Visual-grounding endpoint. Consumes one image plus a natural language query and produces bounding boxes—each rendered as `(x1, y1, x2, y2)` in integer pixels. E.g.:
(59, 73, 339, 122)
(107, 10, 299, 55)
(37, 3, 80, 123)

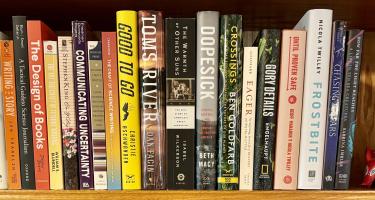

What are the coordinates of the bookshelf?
(0, 0, 375, 198)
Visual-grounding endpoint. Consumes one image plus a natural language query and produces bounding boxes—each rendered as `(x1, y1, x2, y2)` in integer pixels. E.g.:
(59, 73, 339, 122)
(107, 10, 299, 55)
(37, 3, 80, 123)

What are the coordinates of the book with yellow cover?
(116, 10, 141, 189)
(43, 41, 64, 189)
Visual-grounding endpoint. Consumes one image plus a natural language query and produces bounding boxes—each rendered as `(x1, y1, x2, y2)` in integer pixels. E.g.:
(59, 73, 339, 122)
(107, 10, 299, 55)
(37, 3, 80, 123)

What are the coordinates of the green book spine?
(217, 14, 243, 190)
(253, 29, 281, 190)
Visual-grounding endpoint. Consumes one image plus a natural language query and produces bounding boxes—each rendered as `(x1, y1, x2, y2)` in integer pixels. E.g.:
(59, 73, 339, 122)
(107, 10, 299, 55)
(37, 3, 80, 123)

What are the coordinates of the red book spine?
(27, 20, 56, 190)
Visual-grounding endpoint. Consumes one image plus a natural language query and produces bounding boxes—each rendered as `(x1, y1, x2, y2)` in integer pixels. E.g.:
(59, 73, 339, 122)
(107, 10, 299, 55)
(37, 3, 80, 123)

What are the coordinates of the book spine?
(165, 18, 196, 190)
(0, 40, 22, 189)
(72, 21, 94, 190)
(12, 16, 36, 189)
(102, 32, 122, 190)
(196, 11, 219, 190)
(295, 10, 333, 189)
(27, 21, 50, 190)
(217, 15, 243, 190)
(58, 36, 79, 190)
(274, 30, 306, 190)
(239, 47, 258, 190)
(138, 11, 166, 190)
(44, 41, 64, 189)
(322, 21, 347, 190)
(0, 41, 7, 189)
(335, 30, 364, 189)
(88, 41, 107, 190)
(116, 11, 142, 189)
(253, 29, 281, 190)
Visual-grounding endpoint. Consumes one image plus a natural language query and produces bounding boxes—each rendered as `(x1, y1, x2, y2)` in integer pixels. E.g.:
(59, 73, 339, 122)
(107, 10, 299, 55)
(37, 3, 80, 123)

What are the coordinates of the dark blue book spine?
(322, 21, 347, 190)
(72, 21, 94, 189)
(12, 16, 36, 189)
(335, 29, 364, 189)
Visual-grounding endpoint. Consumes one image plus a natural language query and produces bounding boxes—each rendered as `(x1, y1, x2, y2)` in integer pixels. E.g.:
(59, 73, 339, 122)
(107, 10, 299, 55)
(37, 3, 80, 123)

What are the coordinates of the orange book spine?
(0, 40, 21, 189)
(102, 32, 121, 190)
(27, 20, 56, 190)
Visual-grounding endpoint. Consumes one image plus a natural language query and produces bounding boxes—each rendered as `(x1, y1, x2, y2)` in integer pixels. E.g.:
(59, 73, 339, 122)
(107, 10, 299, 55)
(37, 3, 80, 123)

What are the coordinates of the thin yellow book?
(43, 41, 64, 189)
(116, 10, 141, 189)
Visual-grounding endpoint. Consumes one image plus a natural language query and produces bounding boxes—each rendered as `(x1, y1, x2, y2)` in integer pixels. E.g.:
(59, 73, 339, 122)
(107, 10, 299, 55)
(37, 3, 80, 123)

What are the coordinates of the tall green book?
(217, 14, 243, 190)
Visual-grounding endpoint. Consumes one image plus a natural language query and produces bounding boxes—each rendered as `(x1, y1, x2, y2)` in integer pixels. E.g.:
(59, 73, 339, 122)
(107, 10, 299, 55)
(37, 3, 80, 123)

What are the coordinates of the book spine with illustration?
(335, 29, 364, 190)
(0, 40, 22, 189)
(165, 17, 196, 190)
(44, 40, 64, 189)
(12, 16, 36, 189)
(322, 21, 347, 190)
(116, 10, 141, 189)
(196, 11, 219, 190)
(138, 10, 166, 190)
(253, 29, 281, 190)
(239, 46, 258, 190)
(102, 32, 122, 190)
(27, 20, 56, 190)
(58, 36, 79, 190)
(72, 21, 94, 189)
(294, 9, 333, 189)
(217, 14, 243, 190)
(88, 41, 107, 190)
(274, 30, 306, 190)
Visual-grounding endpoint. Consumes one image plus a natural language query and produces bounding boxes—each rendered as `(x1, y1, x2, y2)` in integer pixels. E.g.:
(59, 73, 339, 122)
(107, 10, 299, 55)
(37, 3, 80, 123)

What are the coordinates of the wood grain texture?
(0, 0, 374, 31)
(0, 190, 374, 200)
(350, 32, 375, 187)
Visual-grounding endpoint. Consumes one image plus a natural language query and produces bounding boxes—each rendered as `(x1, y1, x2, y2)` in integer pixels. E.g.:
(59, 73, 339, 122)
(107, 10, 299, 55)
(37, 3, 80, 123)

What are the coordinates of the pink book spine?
(274, 30, 306, 190)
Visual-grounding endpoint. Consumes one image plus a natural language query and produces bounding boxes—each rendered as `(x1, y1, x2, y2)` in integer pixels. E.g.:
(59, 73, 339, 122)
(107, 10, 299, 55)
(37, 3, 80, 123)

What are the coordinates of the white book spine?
(239, 47, 258, 190)
(294, 9, 333, 189)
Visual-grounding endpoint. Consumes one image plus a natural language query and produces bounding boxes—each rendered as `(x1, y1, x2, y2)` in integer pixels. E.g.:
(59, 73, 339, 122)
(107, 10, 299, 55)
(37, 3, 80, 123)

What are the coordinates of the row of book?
(0, 9, 363, 190)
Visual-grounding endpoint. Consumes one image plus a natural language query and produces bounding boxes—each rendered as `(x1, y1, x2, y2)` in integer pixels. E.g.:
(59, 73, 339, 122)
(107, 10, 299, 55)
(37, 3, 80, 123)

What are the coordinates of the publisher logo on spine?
(283, 175, 292, 184)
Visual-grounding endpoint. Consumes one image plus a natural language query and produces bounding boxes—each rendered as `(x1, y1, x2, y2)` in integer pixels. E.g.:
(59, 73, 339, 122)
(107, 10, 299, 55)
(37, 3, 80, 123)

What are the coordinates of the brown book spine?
(1, 40, 22, 189)
(138, 10, 166, 190)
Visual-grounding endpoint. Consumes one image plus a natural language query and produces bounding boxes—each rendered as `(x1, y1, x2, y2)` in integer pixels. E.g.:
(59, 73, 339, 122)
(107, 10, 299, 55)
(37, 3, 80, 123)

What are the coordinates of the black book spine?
(12, 16, 36, 189)
(72, 21, 94, 189)
(253, 29, 281, 190)
(335, 30, 364, 189)
(165, 18, 196, 189)
(217, 14, 243, 190)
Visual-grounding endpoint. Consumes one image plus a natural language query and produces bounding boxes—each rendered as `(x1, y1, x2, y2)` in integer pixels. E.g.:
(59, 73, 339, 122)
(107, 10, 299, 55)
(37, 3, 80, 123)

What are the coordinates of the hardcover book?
(335, 29, 364, 189)
(102, 32, 121, 190)
(274, 30, 306, 190)
(138, 10, 166, 190)
(72, 21, 94, 189)
(58, 36, 79, 190)
(88, 41, 107, 190)
(239, 46, 258, 190)
(217, 14, 243, 190)
(0, 35, 8, 189)
(12, 16, 36, 189)
(116, 10, 142, 189)
(322, 21, 347, 190)
(294, 9, 333, 189)
(196, 11, 219, 190)
(165, 17, 196, 190)
(27, 20, 56, 190)
(253, 29, 281, 190)
(0, 40, 22, 189)
(44, 40, 64, 189)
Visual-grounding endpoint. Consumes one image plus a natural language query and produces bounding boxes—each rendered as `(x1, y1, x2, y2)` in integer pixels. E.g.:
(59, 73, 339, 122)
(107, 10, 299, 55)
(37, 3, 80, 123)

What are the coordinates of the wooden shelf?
(0, 190, 374, 200)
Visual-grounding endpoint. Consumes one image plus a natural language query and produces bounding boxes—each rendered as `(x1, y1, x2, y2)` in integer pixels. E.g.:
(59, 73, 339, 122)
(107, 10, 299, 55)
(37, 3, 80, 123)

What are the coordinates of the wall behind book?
(351, 32, 375, 187)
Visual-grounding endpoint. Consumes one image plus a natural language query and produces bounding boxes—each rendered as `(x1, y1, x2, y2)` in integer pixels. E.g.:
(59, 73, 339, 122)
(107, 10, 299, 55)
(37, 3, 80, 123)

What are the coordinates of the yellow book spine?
(116, 10, 141, 189)
(43, 41, 64, 189)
